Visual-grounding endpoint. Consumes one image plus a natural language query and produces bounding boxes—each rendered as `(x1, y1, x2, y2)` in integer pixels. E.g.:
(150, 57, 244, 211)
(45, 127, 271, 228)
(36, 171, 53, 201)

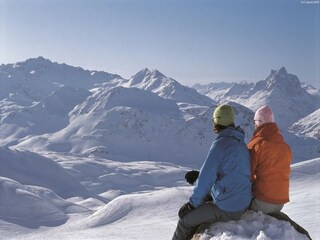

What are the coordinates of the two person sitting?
(172, 104, 292, 240)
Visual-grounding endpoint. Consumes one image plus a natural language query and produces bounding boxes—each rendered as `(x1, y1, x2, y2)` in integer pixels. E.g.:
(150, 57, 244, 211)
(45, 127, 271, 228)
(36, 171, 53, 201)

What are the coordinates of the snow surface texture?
(0, 147, 91, 198)
(0, 58, 319, 239)
(0, 151, 318, 239)
(195, 211, 309, 240)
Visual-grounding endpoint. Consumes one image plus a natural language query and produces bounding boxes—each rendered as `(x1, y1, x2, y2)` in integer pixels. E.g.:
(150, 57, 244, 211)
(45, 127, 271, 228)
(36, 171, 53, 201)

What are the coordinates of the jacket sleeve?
(189, 141, 220, 208)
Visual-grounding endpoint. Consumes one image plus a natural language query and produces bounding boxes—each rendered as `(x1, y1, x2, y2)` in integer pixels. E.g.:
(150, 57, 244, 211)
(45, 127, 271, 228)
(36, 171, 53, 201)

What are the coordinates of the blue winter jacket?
(189, 127, 252, 212)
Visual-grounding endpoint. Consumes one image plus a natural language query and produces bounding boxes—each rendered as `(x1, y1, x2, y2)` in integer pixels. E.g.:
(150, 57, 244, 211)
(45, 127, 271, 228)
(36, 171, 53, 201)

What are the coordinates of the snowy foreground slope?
(0, 149, 318, 239)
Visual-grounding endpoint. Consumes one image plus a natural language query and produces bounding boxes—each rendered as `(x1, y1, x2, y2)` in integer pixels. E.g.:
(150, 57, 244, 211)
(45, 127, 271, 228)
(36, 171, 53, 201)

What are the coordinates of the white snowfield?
(0, 58, 319, 239)
(0, 149, 318, 239)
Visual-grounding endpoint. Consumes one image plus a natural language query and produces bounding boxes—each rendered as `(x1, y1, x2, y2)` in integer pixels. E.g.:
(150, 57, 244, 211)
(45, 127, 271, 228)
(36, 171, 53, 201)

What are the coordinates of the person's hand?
(185, 170, 199, 185)
(178, 202, 195, 219)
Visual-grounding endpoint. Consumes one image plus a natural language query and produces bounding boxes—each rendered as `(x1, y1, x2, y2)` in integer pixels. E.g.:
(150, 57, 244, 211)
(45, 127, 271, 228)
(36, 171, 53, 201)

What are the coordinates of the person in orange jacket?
(248, 105, 292, 213)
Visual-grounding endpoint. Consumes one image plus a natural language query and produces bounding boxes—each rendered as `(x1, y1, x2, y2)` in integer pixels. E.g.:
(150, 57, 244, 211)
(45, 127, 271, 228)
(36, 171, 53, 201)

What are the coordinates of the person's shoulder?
(209, 136, 228, 153)
(214, 134, 231, 145)
(248, 136, 265, 150)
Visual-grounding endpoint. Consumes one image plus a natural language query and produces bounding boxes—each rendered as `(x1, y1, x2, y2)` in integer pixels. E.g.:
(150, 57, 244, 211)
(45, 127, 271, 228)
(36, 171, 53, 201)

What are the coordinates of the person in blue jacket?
(172, 104, 252, 240)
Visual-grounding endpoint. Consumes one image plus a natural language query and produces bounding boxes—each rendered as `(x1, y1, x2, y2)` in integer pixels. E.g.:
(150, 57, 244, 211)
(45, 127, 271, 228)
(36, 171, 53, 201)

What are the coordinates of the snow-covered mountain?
(0, 57, 252, 165)
(289, 107, 320, 140)
(301, 82, 320, 97)
(0, 86, 91, 146)
(0, 57, 122, 112)
(14, 86, 253, 166)
(122, 68, 215, 106)
(1, 59, 319, 164)
(0, 57, 122, 91)
(194, 67, 320, 129)
(193, 82, 235, 92)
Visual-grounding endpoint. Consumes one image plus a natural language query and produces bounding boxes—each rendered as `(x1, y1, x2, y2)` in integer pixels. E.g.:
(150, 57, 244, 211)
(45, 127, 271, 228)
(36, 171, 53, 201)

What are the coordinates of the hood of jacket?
(252, 122, 284, 143)
(217, 126, 245, 142)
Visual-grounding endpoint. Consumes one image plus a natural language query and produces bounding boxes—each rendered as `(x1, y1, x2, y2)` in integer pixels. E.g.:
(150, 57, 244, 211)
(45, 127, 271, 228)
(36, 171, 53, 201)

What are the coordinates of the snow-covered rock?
(191, 211, 309, 240)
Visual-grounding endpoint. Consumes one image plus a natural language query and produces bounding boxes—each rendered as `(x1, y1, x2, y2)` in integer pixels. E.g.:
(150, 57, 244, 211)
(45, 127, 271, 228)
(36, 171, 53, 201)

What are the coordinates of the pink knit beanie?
(254, 105, 274, 127)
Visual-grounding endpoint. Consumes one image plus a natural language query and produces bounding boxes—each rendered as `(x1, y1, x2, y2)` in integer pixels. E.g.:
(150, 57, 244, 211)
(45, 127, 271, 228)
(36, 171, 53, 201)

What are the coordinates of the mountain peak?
(129, 68, 152, 85)
(138, 67, 152, 75)
(129, 68, 167, 86)
(150, 69, 166, 79)
(269, 66, 288, 78)
(23, 56, 53, 66)
(278, 66, 287, 75)
(266, 67, 301, 89)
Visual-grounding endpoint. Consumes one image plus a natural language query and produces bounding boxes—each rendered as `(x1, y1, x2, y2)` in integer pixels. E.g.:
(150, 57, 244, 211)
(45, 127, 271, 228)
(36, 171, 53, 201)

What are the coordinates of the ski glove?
(185, 170, 199, 185)
(178, 202, 195, 219)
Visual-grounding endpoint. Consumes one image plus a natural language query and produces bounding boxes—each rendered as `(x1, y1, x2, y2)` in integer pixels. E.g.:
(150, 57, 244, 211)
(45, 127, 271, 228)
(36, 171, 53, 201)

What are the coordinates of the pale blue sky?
(0, 0, 319, 87)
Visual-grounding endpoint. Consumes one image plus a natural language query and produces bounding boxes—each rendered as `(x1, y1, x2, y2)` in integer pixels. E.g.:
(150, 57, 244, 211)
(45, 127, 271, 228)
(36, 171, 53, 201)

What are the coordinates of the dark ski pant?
(172, 202, 246, 240)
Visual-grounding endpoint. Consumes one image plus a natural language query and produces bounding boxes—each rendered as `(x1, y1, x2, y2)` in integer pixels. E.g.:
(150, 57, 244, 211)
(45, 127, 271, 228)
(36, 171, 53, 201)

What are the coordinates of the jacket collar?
(252, 122, 284, 142)
(217, 126, 245, 142)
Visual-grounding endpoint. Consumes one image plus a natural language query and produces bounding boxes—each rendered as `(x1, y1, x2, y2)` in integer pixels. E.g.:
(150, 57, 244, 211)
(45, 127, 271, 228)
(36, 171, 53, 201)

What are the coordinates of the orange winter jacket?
(248, 123, 292, 204)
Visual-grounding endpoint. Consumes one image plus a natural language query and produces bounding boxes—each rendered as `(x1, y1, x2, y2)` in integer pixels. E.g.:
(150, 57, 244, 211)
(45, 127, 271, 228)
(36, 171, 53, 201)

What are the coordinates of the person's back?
(248, 105, 292, 213)
(172, 104, 251, 240)
(193, 126, 252, 212)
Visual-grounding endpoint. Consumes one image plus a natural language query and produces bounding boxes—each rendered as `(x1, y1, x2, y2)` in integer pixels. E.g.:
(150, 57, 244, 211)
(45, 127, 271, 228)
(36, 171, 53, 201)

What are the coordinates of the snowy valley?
(0, 57, 319, 239)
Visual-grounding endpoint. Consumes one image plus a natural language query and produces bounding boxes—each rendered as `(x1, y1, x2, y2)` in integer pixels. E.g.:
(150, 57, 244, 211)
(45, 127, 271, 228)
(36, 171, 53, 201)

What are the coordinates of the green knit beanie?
(213, 104, 235, 126)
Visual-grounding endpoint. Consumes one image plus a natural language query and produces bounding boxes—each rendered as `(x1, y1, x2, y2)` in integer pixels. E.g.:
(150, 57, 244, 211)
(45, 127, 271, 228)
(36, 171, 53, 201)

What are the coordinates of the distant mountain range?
(0, 58, 319, 164)
(193, 67, 320, 129)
